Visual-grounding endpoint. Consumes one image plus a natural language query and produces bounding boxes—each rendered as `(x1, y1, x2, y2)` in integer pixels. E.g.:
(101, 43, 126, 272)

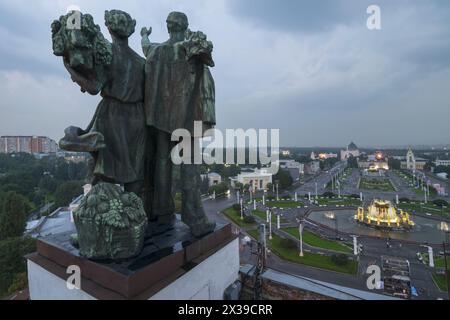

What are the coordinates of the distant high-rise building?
(0, 136, 58, 154)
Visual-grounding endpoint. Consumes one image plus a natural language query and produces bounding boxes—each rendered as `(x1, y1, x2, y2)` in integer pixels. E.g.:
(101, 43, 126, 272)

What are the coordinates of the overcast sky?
(0, 0, 449, 147)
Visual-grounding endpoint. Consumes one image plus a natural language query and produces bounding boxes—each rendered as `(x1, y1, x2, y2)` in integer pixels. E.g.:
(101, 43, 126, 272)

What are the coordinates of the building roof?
(206, 172, 221, 178)
(348, 142, 358, 151)
(240, 265, 401, 300)
(238, 169, 272, 178)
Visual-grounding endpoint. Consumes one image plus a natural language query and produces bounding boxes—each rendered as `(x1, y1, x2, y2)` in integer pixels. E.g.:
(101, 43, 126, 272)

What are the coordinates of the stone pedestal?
(26, 220, 239, 300)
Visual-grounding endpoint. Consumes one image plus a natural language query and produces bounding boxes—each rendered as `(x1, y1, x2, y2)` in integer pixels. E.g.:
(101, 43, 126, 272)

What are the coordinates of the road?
(202, 168, 449, 300)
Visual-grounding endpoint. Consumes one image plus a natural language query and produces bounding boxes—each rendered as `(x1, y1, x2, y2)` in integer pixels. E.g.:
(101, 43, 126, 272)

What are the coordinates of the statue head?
(104, 10, 136, 39)
(166, 12, 189, 34)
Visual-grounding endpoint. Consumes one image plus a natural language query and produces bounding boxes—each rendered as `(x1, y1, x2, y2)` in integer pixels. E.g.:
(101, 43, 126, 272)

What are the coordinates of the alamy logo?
(171, 121, 280, 174)
(66, 5, 81, 30)
(366, 265, 381, 290)
(367, 5, 381, 30)
(66, 265, 81, 290)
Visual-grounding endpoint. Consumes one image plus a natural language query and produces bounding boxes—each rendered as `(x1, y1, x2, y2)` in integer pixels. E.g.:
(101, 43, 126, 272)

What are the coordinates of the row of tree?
(0, 191, 36, 297)
(0, 153, 88, 298)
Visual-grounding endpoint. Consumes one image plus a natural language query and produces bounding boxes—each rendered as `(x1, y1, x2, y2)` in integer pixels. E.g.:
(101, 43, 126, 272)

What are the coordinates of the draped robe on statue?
(142, 38, 216, 229)
(143, 41, 216, 136)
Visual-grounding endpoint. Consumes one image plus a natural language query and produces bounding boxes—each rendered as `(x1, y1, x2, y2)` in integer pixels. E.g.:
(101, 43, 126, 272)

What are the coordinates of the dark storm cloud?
(227, 0, 450, 34)
(0, 0, 450, 146)
(227, 0, 361, 32)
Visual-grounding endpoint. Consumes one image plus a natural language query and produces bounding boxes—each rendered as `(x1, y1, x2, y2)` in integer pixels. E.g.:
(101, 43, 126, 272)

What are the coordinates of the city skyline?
(0, 0, 450, 147)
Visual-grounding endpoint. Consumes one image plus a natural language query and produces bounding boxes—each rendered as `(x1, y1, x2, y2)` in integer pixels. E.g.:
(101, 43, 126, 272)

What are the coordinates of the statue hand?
(141, 27, 152, 37)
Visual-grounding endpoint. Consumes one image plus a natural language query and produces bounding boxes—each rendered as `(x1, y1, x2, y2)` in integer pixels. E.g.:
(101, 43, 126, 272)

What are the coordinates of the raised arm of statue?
(141, 26, 155, 57)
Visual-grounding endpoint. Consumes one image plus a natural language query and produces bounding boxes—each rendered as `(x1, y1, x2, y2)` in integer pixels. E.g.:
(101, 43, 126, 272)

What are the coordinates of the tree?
(0, 192, 29, 241)
(388, 158, 401, 170)
(433, 199, 448, 208)
(38, 175, 57, 193)
(322, 192, 336, 198)
(0, 236, 36, 298)
(209, 182, 229, 196)
(200, 176, 209, 194)
(274, 169, 293, 189)
(234, 182, 243, 191)
(54, 181, 83, 208)
(347, 156, 358, 168)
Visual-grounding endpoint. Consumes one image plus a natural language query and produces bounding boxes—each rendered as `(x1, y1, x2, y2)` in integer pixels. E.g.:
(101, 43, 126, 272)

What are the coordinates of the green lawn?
(435, 256, 450, 269)
(282, 228, 352, 253)
(316, 197, 361, 207)
(394, 170, 438, 196)
(398, 202, 450, 216)
(222, 207, 255, 228)
(266, 201, 304, 208)
(432, 273, 449, 292)
(359, 178, 395, 192)
(247, 230, 357, 275)
(326, 169, 353, 190)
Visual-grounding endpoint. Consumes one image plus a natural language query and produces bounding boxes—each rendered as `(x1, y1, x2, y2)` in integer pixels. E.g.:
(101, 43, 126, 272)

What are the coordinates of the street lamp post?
(299, 220, 304, 257)
(334, 216, 339, 239)
(337, 180, 341, 198)
(269, 210, 273, 240)
(240, 198, 244, 220)
(424, 187, 428, 204)
(331, 174, 334, 190)
(315, 181, 318, 199)
(276, 183, 279, 201)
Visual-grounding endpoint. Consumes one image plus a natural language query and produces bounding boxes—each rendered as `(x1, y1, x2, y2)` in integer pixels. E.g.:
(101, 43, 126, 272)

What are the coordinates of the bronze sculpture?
(51, 9, 217, 260)
(141, 12, 216, 237)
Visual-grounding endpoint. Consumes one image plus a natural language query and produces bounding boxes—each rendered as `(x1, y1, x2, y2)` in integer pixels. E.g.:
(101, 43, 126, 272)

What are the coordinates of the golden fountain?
(355, 199, 414, 230)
